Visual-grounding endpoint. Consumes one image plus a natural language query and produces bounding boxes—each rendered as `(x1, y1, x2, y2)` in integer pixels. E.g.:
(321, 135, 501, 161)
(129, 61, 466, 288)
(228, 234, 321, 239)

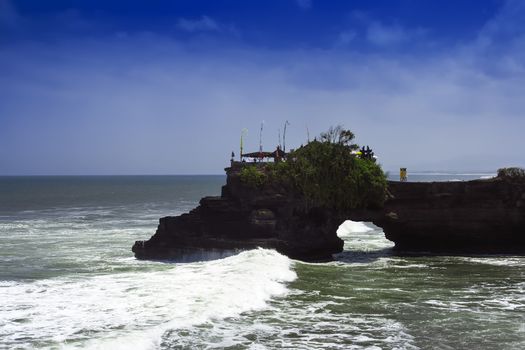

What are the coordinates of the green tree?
(319, 124, 359, 150)
(239, 126, 388, 212)
(286, 139, 386, 211)
(266, 126, 387, 211)
(239, 165, 267, 187)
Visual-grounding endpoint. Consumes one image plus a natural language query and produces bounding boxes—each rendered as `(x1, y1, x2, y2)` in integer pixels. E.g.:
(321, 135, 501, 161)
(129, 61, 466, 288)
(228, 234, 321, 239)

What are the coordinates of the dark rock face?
(378, 179, 525, 253)
(133, 163, 344, 261)
(133, 164, 525, 261)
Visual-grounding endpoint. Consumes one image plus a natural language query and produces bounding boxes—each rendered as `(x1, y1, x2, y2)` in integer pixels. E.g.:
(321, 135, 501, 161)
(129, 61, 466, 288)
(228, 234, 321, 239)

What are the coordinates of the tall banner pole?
(240, 128, 247, 161)
(306, 124, 310, 143)
(259, 122, 263, 153)
(283, 120, 290, 152)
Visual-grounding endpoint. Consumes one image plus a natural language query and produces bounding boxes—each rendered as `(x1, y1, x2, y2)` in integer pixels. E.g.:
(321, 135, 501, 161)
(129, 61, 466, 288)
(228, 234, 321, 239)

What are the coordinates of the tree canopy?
(239, 126, 387, 212)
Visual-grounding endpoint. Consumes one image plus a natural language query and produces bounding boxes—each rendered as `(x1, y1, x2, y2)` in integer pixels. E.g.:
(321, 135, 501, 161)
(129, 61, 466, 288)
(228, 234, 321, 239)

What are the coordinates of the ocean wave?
(334, 220, 394, 259)
(0, 249, 296, 349)
(337, 220, 374, 238)
(464, 257, 525, 267)
(165, 296, 419, 350)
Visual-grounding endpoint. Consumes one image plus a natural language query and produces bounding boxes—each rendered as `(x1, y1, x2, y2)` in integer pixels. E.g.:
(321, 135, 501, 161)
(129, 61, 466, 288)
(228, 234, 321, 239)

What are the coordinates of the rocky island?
(133, 129, 525, 261)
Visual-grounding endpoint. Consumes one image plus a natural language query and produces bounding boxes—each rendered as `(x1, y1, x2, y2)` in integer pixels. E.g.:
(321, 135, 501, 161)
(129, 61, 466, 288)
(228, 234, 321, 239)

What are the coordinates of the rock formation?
(132, 163, 525, 261)
(379, 178, 525, 253)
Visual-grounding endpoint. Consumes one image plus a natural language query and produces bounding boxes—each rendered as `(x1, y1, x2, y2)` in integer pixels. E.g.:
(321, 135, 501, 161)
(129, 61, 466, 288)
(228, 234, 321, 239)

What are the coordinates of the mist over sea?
(1, 174, 524, 349)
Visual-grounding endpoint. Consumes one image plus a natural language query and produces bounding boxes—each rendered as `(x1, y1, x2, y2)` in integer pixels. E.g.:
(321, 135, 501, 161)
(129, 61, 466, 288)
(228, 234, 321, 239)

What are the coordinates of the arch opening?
(335, 220, 394, 262)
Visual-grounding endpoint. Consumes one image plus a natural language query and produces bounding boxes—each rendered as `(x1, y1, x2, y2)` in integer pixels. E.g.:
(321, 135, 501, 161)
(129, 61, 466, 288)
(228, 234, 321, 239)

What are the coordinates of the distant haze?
(1, 0, 525, 175)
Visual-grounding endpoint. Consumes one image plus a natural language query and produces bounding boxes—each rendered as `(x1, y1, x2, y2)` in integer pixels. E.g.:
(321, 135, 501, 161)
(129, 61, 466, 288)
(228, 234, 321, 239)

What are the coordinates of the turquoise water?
(1, 175, 524, 349)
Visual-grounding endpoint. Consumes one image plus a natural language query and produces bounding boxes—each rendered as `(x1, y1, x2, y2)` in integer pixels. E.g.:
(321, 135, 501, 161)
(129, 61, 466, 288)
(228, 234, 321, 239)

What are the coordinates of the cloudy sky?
(1, 0, 524, 174)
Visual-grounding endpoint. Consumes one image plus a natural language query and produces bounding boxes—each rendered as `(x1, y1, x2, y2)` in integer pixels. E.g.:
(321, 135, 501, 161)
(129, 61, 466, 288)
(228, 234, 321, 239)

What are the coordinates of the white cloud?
(3, 34, 525, 174)
(479, 0, 525, 39)
(366, 21, 410, 46)
(2, 1, 525, 174)
(0, 0, 20, 28)
(296, 0, 312, 10)
(466, 0, 525, 76)
(336, 30, 356, 47)
(177, 15, 219, 32)
(345, 12, 427, 48)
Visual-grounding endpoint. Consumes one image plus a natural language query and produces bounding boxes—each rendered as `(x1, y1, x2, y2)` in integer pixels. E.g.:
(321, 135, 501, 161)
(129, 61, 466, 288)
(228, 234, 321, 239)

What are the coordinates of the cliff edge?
(133, 164, 525, 261)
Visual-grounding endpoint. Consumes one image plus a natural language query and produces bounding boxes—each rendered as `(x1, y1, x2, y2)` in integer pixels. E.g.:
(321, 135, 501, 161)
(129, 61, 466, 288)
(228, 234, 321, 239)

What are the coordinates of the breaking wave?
(0, 249, 296, 349)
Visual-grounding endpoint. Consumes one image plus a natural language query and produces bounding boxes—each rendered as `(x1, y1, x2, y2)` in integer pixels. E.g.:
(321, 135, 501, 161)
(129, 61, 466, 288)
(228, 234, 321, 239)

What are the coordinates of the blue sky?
(1, 0, 524, 174)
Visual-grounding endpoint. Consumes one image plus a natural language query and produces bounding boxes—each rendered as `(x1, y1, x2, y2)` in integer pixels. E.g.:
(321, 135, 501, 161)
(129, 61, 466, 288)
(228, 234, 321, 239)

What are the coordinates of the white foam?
(464, 257, 525, 267)
(0, 249, 296, 349)
(333, 220, 395, 259)
(337, 220, 374, 238)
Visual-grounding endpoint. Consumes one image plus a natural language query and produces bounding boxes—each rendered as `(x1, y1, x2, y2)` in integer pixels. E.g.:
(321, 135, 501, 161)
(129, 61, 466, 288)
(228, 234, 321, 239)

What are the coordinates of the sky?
(1, 0, 525, 175)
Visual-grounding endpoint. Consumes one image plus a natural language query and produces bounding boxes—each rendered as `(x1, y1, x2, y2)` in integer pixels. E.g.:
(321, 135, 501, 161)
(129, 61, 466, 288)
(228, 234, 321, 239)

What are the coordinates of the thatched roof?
(242, 148, 287, 159)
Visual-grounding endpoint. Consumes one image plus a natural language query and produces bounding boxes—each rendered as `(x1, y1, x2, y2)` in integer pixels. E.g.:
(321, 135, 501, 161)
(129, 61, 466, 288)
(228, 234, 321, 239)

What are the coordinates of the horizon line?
(0, 170, 499, 177)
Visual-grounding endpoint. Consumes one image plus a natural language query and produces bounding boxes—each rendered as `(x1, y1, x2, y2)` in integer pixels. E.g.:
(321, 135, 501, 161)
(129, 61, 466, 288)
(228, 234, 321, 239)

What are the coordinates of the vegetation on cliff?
(239, 126, 387, 211)
(497, 167, 525, 180)
(239, 165, 267, 187)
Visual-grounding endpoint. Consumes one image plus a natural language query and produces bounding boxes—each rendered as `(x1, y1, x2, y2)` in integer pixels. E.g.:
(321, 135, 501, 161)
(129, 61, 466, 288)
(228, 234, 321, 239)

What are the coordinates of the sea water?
(1, 174, 524, 349)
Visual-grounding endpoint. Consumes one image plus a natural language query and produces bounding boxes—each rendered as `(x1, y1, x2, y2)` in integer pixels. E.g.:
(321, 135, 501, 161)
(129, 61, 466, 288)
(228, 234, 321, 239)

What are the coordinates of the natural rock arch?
(133, 165, 525, 261)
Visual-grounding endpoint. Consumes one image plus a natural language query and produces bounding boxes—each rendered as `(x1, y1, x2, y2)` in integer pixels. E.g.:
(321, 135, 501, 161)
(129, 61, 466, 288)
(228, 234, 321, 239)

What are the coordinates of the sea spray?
(2, 176, 524, 350)
(0, 249, 296, 349)
(336, 220, 394, 256)
(336, 220, 374, 238)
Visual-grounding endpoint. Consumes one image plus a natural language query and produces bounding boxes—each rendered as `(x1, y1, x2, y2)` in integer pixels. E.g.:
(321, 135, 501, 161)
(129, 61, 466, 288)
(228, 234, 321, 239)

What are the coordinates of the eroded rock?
(133, 164, 525, 261)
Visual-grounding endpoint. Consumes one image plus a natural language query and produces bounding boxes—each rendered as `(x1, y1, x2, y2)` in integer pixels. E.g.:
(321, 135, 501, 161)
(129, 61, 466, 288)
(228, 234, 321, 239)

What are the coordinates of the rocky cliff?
(378, 178, 525, 253)
(132, 163, 525, 261)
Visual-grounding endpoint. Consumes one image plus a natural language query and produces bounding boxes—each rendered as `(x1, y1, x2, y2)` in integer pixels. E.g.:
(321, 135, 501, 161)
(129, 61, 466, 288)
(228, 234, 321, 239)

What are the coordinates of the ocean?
(1, 174, 524, 349)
